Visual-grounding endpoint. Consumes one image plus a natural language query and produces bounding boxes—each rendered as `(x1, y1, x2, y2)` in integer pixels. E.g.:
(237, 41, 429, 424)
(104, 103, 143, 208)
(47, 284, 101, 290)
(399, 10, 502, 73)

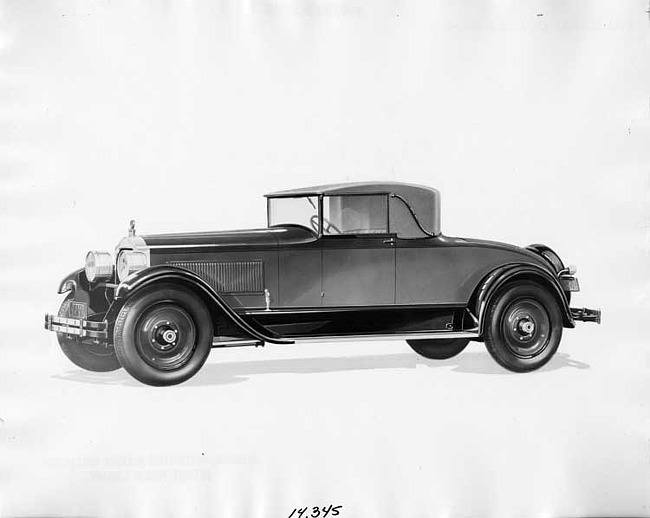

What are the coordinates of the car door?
(320, 194, 396, 306)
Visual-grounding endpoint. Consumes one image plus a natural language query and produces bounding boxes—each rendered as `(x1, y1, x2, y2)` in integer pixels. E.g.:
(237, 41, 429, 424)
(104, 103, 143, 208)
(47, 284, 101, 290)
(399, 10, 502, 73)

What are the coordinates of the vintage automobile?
(45, 182, 600, 385)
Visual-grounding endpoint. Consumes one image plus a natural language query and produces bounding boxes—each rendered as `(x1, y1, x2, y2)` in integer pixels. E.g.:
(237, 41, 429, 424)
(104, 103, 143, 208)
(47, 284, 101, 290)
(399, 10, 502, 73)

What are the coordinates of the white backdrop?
(1, 1, 648, 517)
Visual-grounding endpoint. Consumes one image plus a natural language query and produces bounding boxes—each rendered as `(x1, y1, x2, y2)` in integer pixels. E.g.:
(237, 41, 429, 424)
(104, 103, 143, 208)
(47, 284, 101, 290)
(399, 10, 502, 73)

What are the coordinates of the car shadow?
(51, 349, 590, 388)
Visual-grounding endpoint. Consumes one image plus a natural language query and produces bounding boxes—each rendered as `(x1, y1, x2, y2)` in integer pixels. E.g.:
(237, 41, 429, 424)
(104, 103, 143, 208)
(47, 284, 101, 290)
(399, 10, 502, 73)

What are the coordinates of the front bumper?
(44, 314, 108, 340)
(570, 307, 601, 324)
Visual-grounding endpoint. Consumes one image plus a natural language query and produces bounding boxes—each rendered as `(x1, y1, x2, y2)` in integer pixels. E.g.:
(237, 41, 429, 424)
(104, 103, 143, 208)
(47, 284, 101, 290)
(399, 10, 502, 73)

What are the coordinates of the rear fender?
(111, 265, 293, 345)
(474, 263, 575, 337)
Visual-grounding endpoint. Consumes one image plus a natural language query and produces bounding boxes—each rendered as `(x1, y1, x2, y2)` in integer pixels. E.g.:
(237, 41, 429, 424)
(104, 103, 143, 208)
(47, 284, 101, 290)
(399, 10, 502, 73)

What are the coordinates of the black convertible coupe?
(45, 182, 600, 385)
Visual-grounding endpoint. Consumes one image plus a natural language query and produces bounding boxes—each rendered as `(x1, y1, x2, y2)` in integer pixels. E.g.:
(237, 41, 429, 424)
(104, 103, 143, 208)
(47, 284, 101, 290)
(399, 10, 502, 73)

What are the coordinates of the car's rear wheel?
(56, 297, 121, 372)
(484, 281, 562, 372)
(114, 284, 213, 386)
(407, 338, 469, 360)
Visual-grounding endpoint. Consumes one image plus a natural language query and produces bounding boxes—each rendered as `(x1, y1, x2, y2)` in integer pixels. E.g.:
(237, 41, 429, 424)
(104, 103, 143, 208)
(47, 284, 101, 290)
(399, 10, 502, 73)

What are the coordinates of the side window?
(389, 196, 428, 238)
(323, 195, 388, 235)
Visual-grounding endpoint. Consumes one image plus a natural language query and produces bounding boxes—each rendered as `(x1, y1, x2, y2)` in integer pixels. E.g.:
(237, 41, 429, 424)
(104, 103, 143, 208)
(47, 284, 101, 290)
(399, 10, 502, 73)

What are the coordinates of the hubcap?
(150, 321, 179, 351)
(502, 298, 550, 358)
(516, 319, 535, 335)
(135, 303, 197, 370)
(162, 329, 177, 344)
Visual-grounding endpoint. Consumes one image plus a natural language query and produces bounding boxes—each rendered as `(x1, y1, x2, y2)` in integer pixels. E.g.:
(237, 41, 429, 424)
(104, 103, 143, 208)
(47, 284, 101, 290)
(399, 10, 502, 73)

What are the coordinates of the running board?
(212, 330, 479, 347)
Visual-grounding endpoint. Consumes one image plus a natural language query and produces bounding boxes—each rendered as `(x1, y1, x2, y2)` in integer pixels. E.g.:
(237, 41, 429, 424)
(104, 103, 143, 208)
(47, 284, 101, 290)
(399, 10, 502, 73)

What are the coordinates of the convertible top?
(265, 181, 441, 236)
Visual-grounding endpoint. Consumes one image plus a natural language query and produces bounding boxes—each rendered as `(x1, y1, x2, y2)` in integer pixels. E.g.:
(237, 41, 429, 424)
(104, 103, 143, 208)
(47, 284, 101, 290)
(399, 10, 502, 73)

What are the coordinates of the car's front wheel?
(407, 338, 469, 360)
(484, 281, 563, 372)
(56, 297, 121, 372)
(114, 284, 213, 386)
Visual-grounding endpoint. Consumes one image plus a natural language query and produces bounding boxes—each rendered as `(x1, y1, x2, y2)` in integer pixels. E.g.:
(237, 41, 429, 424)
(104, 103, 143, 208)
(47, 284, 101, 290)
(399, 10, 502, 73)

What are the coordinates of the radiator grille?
(69, 302, 88, 319)
(168, 261, 264, 294)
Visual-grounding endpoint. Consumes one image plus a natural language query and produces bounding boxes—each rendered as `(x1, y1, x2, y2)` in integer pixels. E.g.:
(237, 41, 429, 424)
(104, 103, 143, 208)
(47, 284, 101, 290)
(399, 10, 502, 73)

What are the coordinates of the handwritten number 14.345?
(287, 505, 342, 518)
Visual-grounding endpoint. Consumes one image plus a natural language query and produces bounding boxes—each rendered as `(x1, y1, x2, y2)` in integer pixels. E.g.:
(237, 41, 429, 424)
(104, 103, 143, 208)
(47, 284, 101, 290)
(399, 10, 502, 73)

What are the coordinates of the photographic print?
(0, 1, 648, 517)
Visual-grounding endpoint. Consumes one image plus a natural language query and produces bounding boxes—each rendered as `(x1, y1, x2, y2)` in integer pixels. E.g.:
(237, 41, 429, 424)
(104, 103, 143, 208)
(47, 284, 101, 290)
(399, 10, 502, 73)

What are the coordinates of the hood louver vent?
(168, 261, 264, 294)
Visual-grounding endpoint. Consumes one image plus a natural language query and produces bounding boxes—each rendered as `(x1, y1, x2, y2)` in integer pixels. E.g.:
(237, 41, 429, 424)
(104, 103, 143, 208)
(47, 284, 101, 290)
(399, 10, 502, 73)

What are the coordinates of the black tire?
(407, 338, 469, 360)
(484, 281, 563, 372)
(56, 297, 121, 372)
(114, 284, 213, 386)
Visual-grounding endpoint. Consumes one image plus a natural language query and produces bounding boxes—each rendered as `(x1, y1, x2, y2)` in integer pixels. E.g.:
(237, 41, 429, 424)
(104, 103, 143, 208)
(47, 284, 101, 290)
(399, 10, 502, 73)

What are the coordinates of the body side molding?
(114, 265, 293, 345)
(474, 262, 575, 335)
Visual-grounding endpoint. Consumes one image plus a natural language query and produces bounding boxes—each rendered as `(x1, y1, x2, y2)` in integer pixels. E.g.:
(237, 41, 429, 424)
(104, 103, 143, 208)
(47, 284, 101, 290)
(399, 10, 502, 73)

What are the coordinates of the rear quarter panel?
(396, 236, 548, 305)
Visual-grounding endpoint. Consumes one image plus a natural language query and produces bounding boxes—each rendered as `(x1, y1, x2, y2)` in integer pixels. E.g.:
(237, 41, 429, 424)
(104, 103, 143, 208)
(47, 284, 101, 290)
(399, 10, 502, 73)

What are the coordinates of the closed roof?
(266, 181, 441, 236)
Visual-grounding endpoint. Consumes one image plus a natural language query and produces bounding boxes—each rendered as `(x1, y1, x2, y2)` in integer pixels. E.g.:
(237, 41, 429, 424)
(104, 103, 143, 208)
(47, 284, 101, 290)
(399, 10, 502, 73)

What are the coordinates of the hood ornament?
(128, 219, 136, 237)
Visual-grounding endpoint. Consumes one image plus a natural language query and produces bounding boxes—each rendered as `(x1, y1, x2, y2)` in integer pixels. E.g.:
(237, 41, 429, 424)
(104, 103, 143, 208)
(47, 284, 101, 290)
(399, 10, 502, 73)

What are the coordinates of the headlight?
(117, 250, 149, 282)
(85, 251, 114, 282)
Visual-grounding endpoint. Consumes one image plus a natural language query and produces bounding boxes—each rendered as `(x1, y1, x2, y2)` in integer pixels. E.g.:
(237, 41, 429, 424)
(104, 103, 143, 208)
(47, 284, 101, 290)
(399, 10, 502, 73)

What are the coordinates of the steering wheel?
(310, 214, 341, 235)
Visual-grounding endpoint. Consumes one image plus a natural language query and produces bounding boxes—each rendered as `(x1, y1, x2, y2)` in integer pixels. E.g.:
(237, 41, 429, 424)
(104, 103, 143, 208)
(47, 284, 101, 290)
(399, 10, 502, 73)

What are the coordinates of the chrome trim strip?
(288, 331, 479, 344)
(147, 243, 274, 250)
(212, 338, 263, 347)
(241, 303, 466, 316)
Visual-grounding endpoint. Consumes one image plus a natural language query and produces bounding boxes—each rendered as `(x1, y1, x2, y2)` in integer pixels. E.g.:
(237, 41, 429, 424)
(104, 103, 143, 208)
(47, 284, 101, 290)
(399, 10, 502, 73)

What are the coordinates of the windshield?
(268, 196, 319, 231)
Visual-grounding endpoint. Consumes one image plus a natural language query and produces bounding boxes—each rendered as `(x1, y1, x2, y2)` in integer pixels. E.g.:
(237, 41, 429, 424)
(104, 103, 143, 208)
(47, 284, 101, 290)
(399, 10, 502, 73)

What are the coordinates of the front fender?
(58, 268, 89, 294)
(113, 265, 293, 345)
(475, 263, 575, 336)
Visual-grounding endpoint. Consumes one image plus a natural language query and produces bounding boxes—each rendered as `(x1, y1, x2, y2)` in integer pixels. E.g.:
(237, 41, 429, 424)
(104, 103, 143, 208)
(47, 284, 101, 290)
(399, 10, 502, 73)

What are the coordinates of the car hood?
(141, 225, 317, 249)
